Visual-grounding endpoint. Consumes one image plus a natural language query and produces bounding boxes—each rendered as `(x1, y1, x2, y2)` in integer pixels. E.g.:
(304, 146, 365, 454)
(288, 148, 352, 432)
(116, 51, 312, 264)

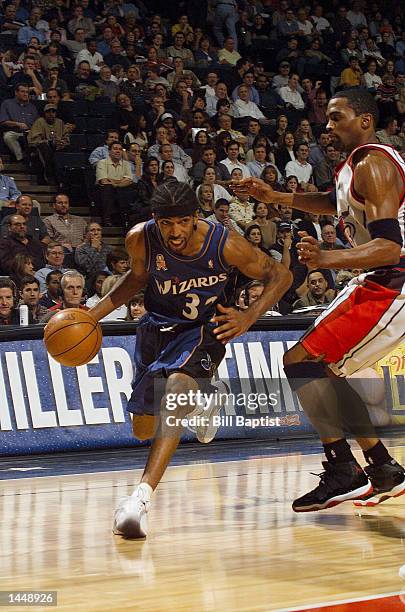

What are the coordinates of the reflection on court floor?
(1, 443, 405, 611)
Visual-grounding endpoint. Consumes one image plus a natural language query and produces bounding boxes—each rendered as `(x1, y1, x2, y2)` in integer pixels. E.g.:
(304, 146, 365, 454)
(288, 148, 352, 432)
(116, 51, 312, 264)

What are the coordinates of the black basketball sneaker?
(292, 461, 372, 512)
(353, 459, 405, 507)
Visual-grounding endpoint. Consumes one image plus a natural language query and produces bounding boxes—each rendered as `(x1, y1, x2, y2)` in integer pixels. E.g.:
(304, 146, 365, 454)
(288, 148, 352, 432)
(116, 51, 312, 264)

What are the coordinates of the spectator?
(340, 56, 363, 88)
(95, 65, 119, 101)
(308, 132, 331, 167)
(38, 270, 63, 308)
(112, 93, 141, 139)
(166, 32, 195, 69)
(158, 144, 190, 182)
(197, 183, 214, 217)
(99, 274, 127, 321)
(75, 39, 104, 72)
(331, 6, 353, 41)
(213, 1, 238, 49)
(261, 165, 284, 197)
(119, 65, 145, 103)
(294, 118, 316, 148)
(106, 248, 129, 276)
(194, 37, 219, 70)
(96, 26, 114, 57)
(307, 89, 329, 126)
(376, 117, 402, 149)
(167, 57, 201, 91)
(279, 74, 305, 110)
(277, 9, 301, 39)
(75, 222, 113, 277)
(43, 67, 69, 98)
(313, 144, 341, 191)
(17, 10, 46, 45)
(96, 142, 135, 226)
(218, 37, 241, 67)
(244, 224, 271, 256)
(292, 269, 336, 310)
(275, 132, 296, 173)
(269, 221, 295, 267)
(19, 275, 47, 323)
(364, 61, 385, 95)
(9, 253, 35, 287)
(85, 270, 110, 308)
(40, 270, 87, 322)
(148, 127, 192, 169)
(1, 194, 49, 244)
(62, 28, 87, 61)
(44, 193, 87, 252)
(231, 85, 265, 121)
(126, 291, 146, 321)
(255, 74, 285, 114)
(134, 157, 159, 220)
(125, 142, 143, 183)
(0, 157, 21, 208)
(272, 62, 293, 91)
(297, 213, 323, 241)
(320, 224, 345, 251)
(247, 145, 273, 178)
(196, 166, 231, 201)
(0, 85, 38, 161)
(35, 241, 68, 293)
(89, 130, 120, 166)
(45, 88, 75, 131)
(206, 199, 242, 234)
(246, 201, 277, 249)
(11, 55, 43, 96)
(285, 143, 313, 188)
(229, 188, 254, 231)
(0, 278, 19, 324)
(67, 5, 95, 39)
(0, 214, 45, 274)
(70, 60, 97, 99)
(41, 42, 65, 72)
(218, 140, 251, 181)
(28, 104, 70, 184)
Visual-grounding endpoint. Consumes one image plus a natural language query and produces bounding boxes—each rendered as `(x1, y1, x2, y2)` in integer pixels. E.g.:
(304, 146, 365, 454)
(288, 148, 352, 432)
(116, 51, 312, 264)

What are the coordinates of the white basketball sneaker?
(113, 484, 151, 539)
(187, 380, 229, 444)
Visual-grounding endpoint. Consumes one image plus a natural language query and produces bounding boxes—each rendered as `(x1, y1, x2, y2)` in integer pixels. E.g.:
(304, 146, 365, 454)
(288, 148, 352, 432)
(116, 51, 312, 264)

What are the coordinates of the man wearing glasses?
(0, 215, 45, 274)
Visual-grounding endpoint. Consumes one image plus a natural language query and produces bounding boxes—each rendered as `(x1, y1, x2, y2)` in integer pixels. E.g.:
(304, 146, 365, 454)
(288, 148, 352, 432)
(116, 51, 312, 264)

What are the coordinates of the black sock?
(363, 440, 392, 466)
(323, 439, 356, 464)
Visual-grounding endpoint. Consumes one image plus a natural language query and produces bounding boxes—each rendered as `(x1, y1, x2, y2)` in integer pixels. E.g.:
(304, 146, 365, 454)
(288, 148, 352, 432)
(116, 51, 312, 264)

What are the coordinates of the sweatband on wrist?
(367, 218, 403, 246)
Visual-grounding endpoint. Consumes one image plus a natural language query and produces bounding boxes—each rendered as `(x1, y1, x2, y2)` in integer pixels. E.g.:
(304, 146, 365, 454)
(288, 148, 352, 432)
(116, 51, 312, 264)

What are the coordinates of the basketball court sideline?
(1, 438, 405, 611)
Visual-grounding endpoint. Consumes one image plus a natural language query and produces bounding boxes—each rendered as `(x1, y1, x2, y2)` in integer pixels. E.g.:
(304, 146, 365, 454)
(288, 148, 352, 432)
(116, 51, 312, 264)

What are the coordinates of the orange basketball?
(44, 308, 102, 367)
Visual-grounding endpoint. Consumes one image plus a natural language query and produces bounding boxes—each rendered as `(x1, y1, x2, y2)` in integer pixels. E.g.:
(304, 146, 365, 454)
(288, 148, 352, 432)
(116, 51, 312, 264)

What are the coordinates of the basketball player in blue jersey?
(89, 180, 292, 538)
(234, 88, 405, 513)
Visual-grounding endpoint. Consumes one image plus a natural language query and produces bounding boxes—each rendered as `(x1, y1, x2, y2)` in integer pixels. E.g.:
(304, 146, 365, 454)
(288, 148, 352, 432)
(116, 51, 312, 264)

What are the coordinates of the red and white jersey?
(335, 143, 405, 257)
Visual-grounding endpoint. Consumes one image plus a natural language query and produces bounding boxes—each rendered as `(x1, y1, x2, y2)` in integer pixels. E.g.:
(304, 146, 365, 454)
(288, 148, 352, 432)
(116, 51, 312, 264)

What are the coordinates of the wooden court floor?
(2, 444, 405, 611)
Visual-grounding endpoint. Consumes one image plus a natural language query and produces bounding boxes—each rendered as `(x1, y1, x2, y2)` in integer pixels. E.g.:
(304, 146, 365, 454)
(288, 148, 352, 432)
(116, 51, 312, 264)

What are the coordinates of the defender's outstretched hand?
(297, 232, 327, 268)
(212, 303, 254, 343)
(231, 177, 276, 203)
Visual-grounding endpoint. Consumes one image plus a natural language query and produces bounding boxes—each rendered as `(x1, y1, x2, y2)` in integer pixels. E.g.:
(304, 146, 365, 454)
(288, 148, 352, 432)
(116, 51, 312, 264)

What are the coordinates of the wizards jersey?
(143, 219, 230, 325)
(335, 143, 405, 257)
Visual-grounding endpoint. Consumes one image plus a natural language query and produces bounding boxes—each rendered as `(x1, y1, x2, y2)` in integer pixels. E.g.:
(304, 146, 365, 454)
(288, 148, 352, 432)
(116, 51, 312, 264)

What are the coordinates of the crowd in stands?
(0, 0, 403, 324)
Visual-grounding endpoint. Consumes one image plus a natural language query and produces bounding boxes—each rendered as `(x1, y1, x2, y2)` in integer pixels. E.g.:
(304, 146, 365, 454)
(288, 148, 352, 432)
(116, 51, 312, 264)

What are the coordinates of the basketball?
(44, 308, 102, 367)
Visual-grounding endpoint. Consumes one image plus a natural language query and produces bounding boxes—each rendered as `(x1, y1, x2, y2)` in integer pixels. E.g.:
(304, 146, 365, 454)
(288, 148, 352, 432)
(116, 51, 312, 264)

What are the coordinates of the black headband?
(153, 203, 198, 218)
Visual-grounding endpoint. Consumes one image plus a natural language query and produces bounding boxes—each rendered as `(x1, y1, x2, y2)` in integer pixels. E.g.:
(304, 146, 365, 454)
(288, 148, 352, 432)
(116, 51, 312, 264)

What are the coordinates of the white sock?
(134, 482, 153, 501)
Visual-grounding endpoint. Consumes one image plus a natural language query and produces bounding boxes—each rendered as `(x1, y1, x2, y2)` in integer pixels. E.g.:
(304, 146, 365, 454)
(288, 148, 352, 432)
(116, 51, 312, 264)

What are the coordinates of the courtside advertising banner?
(0, 332, 403, 455)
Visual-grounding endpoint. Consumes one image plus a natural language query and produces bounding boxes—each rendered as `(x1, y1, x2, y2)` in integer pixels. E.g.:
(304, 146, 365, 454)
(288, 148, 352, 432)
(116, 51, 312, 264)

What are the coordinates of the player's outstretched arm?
(297, 151, 403, 270)
(231, 177, 336, 214)
(211, 232, 293, 342)
(89, 224, 149, 323)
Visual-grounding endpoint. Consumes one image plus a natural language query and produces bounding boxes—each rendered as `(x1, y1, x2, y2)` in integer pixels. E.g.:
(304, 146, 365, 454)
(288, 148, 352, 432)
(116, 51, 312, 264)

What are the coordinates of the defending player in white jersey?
(234, 88, 405, 512)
